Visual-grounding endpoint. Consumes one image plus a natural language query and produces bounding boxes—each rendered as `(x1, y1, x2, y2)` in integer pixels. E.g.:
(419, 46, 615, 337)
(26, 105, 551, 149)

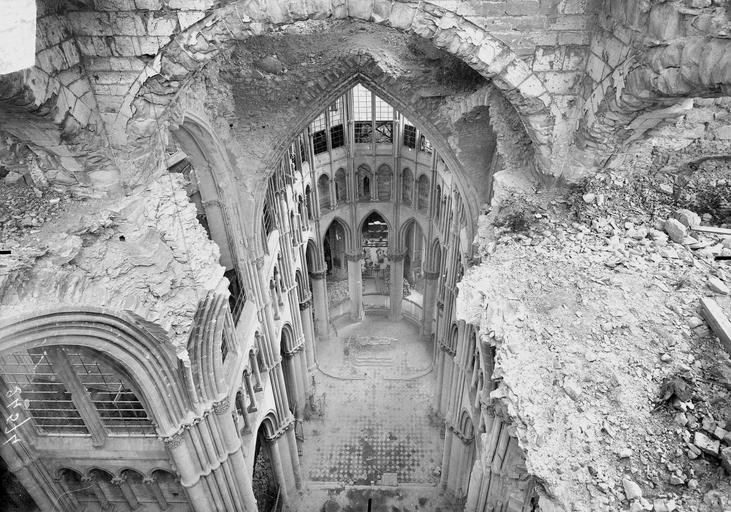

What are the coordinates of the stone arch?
(376, 163, 392, 201)
(305, 238, 323, 273)
(187, 290, 239, 403)
(449, 322, 459, 353)
(280, 323, 297, 354)
(334, 167, 347, 203)
(135, 2, 553, 171)
(317, 173, 331, 212)
(401, 167, 414, 205)
(357, 163, 373, 201)
(321, 216, 354, 254)
(357, 208, 393, 242)
(397, 217, 427, 253)
(248, 71, 503, 238)
(279, 323, 299, 415)
(417, 174, 430, 212)
(171, 113, 243, 270)
(295, 269, 308, 299)
(458, 408, 476, 441)
(0, 308, 190, 436)
(427, 237, 443, 276)
(258, 411, 281, 440)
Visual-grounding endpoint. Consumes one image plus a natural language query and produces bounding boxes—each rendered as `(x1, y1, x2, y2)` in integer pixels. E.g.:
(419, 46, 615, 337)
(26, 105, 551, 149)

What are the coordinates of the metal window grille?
(64, 350, 156, 435)
(353, 84, 371, 121)
(328, 98, 343, 126)
(403, 125, 416, 148)
(374, 95, 393, 121)
(312, 130, 327, 154)
(330, 124, 344, 149)
(225, 268, 246, 324)
(354, 121, 372, 143)
(374, 121, 393, 143)
(0, 349, 88, 435)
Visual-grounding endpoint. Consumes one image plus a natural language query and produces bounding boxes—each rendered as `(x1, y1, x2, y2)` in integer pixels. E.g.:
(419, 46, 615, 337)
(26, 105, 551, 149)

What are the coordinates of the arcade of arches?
(1, 1, 731, 512)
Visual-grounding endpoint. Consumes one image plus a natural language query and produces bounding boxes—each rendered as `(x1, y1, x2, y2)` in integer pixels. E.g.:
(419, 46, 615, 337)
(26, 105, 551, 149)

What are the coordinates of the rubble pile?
(0, 182, 71, 240)
(459, 172, 731, 511)
(0, 175, 224, 351)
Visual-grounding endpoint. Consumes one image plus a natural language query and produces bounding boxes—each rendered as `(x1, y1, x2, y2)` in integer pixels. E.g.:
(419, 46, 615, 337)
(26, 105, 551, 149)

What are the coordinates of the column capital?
(299, 298, 312, 310)
(424, 271, 440, 280)
(310, 270, 326, 280)
(255, 257, 265, 269)
(213, 396, 231, 415)
(163, 432, 185, 449)
(345, 252, 362, 262)
(388, 252, 405, 262)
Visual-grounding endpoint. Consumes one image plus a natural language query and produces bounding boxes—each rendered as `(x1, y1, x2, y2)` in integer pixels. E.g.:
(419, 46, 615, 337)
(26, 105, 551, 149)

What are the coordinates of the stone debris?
(623, 477, 643, 500)
(708, 276, 730, 295)
(457, 171, 731, 511)
(664, 218, 688, 244)
(673, 209, 702, 229)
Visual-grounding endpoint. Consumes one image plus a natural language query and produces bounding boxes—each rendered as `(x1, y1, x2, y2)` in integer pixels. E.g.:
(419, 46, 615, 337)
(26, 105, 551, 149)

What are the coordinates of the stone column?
(54, 474, 80, 510)
(113, 475, 140, 510)
(164, 434, 211, 512)
(0, 438, 60, 512)
(299, 296, 316, 369)
(464, 460, 483, 512)
(346, 252, 363, 321)
(249, 350, 263, 392)
(286, 425, 303, 490)
(243, 370, 258, 412)
(238, 406, 252, 435)
(82, 476, 113, 511)
(268, 436, 289, 504)
(213, 397, 258, 512)
(421, 271, 439, 338)
(439, 428, 453, 491)
(388, 252, 404, 321)
(309, 270, 329, 335)
(270, 281, 281, 320)
(144, 477, 170, 511)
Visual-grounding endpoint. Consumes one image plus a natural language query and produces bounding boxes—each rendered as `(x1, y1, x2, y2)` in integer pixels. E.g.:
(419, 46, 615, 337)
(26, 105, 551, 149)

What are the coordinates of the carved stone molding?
(388, 252, 405, 262)
(213, 396, 231, 415)
(309, 270, 326, 280)
(424, 271, 440, 280)
(299, 299, 312, 310)
(345, 252, 362, 262)
(447, 421, 474, 446)
(163, 433, 185, 449)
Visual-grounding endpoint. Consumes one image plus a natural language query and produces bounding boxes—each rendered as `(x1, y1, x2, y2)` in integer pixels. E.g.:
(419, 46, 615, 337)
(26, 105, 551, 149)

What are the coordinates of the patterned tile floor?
(302, 315, 443, 488)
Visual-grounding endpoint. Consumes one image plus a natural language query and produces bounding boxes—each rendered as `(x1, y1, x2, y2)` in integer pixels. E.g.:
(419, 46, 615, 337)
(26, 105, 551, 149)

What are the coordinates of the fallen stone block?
(664, 218, 687, 243)
(694, 431, 720, 456)
(708, 276, 730, 295)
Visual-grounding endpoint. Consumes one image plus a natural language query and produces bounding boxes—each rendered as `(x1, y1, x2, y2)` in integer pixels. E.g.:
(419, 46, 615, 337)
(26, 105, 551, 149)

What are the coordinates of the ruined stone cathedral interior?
(1, 0, 731, 511)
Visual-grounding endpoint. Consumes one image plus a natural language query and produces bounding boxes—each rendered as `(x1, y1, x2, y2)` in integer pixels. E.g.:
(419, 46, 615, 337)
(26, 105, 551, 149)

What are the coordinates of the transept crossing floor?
(296, 314, 451, 511)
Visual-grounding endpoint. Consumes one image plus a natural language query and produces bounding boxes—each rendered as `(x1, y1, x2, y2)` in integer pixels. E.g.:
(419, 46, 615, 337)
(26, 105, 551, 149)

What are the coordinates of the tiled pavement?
(302, 315, 443, 487)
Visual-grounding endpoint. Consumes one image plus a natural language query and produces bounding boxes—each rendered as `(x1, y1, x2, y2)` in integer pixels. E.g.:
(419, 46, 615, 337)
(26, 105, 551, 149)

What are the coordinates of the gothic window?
(0, 347, 156, 437)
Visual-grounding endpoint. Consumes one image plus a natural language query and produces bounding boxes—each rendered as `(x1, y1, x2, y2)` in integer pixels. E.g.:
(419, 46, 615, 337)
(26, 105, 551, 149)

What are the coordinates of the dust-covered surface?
(458, 169, 731, 510)
(0, 174, 224, 352)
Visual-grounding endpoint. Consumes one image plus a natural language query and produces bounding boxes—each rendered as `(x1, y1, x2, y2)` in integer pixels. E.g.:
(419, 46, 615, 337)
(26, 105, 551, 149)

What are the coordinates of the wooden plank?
(691, 226, 731, 236)
(700, 297, 731, 355)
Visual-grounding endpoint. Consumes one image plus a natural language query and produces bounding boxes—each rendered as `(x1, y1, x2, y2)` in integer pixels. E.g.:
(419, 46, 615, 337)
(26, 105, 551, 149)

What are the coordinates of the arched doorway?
(252, 426, 279, 511)
(361, 211, 389, 296)
(324, 219, 347, 280)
